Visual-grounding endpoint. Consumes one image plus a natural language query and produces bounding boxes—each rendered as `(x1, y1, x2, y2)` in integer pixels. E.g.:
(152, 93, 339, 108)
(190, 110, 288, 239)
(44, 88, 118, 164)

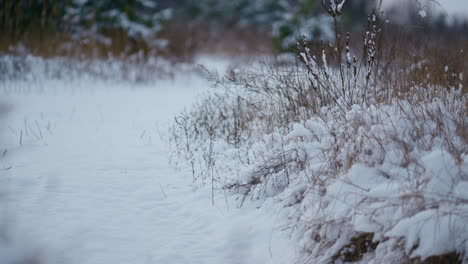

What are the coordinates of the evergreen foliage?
(1, 0, 461, 55)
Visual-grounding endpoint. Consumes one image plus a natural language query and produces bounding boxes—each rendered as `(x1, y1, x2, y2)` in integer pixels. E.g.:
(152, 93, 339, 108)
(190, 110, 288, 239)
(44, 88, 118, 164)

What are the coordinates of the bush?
(169, 1, 468, 263)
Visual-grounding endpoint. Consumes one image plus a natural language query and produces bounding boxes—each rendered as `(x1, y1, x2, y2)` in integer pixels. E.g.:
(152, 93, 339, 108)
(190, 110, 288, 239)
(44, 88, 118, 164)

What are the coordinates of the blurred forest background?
(0, 0, 467, 60)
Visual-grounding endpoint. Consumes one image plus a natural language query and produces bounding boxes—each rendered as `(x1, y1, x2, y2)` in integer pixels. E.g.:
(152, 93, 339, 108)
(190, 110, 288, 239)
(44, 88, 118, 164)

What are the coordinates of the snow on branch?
(322, 0, 347, 16)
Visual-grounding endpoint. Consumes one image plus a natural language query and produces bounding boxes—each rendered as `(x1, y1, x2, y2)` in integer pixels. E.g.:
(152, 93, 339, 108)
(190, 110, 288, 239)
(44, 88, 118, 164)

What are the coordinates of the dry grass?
(0, 30, 156, 59)
(168, 4, 468, 263)
(158, 21, 274, 61)
(0, 18, 274, 61)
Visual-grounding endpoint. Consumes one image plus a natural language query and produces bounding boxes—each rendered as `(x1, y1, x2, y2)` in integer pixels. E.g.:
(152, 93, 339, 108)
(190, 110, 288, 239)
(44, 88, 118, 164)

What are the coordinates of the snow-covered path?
(0, 71, 294, 263)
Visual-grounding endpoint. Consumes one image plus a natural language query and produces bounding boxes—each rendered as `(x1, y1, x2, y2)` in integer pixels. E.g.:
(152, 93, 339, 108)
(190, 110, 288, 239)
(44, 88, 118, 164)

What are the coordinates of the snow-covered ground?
(0, 59, 295, 264)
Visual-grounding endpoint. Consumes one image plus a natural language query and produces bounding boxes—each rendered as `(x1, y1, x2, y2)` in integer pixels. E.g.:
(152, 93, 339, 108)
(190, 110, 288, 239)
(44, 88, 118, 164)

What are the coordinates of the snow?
(386, 209, 467, 259)
(178, 59, 467, 262)
(2, 52, 466, 263)
(421, 150, 458, 195)
(328, 0, 346, 14)
(337, 0, 346, 13)
(455, 182, 468, 200)
(286, 123, 312, 141)
(418, 10, 427, 18)
(0, 58, 295, 264)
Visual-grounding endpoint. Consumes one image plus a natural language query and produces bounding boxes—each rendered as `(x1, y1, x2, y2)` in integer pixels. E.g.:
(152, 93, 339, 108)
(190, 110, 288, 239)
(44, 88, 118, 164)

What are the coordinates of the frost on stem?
(322, 0, 347, 17)
(364, 12, 379, 81)
(297, 36, 320, 90)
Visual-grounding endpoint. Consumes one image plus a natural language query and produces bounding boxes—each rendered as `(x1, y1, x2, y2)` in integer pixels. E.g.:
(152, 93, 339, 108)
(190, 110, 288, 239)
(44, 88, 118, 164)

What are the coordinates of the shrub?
(169, 1, 468, 263)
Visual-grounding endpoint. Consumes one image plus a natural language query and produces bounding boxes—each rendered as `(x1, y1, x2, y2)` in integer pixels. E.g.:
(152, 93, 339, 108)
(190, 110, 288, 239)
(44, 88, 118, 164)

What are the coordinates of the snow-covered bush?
(169, 1, 468, 263)
(288, 87, 467, 263)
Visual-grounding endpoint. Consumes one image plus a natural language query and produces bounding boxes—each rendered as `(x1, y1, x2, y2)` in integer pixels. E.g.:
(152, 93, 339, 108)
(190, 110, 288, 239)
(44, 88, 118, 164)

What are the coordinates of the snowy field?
(0, 58, 295, 264)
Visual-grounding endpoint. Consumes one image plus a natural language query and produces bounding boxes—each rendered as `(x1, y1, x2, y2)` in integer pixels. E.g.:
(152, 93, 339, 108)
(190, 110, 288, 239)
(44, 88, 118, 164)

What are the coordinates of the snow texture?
(0, 57, 295, 264)
(170, 60, 468, 263)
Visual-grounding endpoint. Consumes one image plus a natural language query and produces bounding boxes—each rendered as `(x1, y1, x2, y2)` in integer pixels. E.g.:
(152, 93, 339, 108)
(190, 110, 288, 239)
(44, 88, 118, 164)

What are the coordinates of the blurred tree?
(183, 0, 333, 49)
(0, 0, 172, 53)
(0, 0, 69, 42)
(4, 0, 462, 56)
(67, 0, 172, 43)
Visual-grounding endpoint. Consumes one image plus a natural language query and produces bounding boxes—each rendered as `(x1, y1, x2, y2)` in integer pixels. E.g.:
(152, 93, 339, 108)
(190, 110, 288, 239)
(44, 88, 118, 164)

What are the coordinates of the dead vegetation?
(169, 1, 467, 263)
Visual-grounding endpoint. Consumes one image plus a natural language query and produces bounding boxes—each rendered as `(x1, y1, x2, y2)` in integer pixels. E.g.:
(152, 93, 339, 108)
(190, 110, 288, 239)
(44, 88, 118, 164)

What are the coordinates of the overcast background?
(386, 0, 468, 17)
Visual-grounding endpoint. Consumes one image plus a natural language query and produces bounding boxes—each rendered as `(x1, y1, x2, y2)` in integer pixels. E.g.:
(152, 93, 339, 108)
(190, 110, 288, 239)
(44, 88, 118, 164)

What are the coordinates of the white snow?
(386, 209, 467, 259)
(0, 59, 295, 264)
(180, 62, 468, 263)
(418, 10, 427, 18)
(455, 181, 468, 200)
